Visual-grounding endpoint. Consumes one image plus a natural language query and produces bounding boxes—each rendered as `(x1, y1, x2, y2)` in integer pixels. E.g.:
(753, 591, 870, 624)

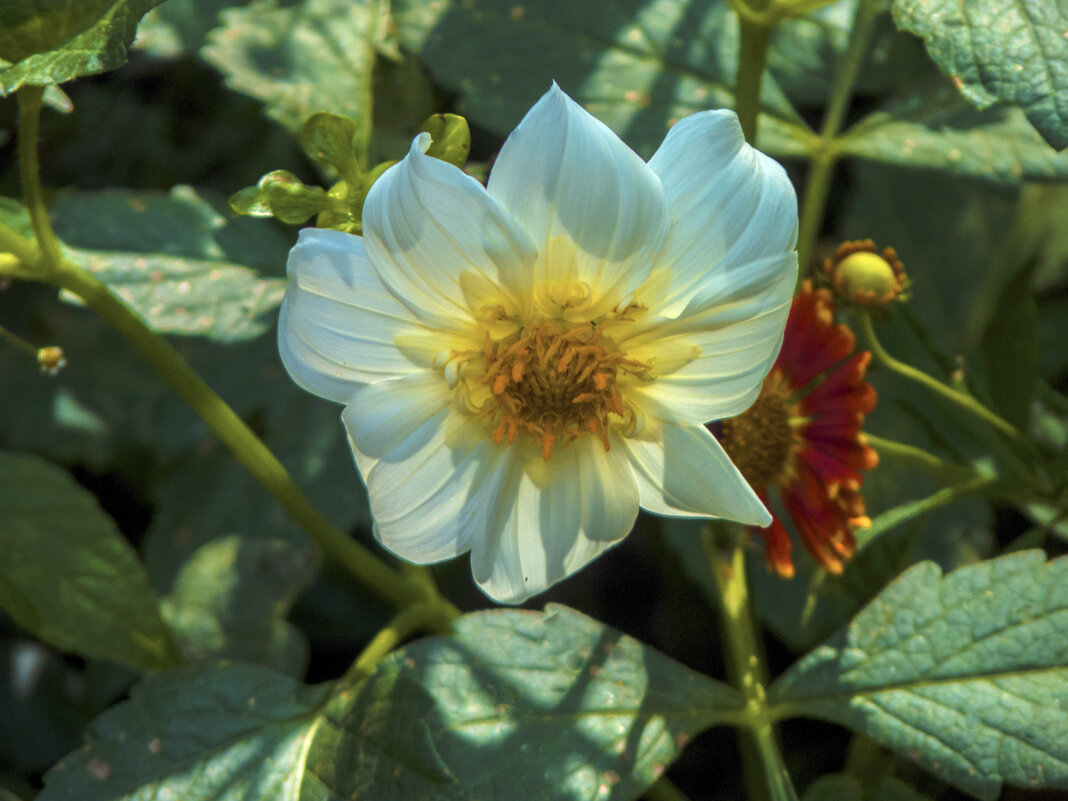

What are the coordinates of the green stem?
(0, 223, 44, 270)
(735, 16, 773, 144)
(644, 777, 693, 801)
(795, 0, 880, 279)
(864, 433, 976, 484)
(17, 87, 62, 268)
(54, 261, 435, 610)
(795, 148, 837, 279)
(337, 603, 455, 689)
(856, 312, 1038, 460)
(9, 102, 458, 615)
(703, 526, 799, 801)
(0, 321, 39, 357)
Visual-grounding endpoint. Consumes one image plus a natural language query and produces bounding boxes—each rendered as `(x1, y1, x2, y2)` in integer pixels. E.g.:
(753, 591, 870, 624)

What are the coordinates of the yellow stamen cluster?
(480, 321, 647, 459)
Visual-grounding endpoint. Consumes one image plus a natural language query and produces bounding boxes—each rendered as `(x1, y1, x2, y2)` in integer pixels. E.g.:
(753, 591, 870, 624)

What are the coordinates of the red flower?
(716, 280, 878, 577)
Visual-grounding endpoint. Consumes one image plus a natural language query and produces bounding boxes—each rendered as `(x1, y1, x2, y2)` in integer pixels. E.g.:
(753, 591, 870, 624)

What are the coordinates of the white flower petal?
(362, 134, 538, 327)
(343, 371, 452, 460)
(347, 401, 502, 565)
(624, 257, 795, 425)
(278, 228, 433, 402)
(622, 422, 770, 525)
(487, 84, 669, 319)
(647, 110, 798, 317)
(471, 437, 640, 603)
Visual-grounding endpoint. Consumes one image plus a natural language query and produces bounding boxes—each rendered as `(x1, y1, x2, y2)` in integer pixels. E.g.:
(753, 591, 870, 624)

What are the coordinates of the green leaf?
(892, 0, 1068, 149)
(300, 113, 363, 180)
(0, 451, 179, 671)
(3, 187, 286, 341)
(134, 0, 246, 58)
(230, 169, 337, 224)
(838, 81, 1068, 184)
(64, 248, 284, 342)
(161, 535, 317, 677)
(391, 0, 813, 158)
(0, 0, 167, 94)
(769, 551, 1068, 800)
(201, 0, 391, 133)
(421, 113, 471, 168)
(39, 662, 329, 801)
(309, 605, 741, 799)
(769, 1, 930, 107)
(40, 607, 742, 801)
(978, 262, 1039, 429)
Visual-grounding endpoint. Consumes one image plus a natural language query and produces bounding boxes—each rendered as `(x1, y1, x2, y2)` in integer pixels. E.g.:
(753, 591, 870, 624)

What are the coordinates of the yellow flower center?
(718, 373, 797, 487)
(479, 320, 647, 459)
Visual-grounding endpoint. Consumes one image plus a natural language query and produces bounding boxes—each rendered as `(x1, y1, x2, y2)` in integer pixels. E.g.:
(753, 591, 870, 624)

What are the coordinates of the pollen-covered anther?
(480, 321, 647, 459)
(822, 239, 908, 308)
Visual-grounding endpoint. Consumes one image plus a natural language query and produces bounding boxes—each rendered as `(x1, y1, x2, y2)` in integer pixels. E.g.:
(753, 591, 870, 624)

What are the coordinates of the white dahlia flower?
(279, 85, 798, 603)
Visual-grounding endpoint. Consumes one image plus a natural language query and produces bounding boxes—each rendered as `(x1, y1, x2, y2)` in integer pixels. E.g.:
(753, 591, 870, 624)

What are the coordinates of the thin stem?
(10, 108, 456, 615)
(52, 260, 439, 611)
(864, 433, 976, 484)
(751, 722, 802, 801)
(795, 0, 880, 279)
(0, 321, 39, 357)
(17, 87, 62, 268)
(337, 603, 455, 689)
(856, 312, 1039, 460)
(735, 16, 773, 144)
(704, 525, 799, 801)
(795, 148, 837, 278)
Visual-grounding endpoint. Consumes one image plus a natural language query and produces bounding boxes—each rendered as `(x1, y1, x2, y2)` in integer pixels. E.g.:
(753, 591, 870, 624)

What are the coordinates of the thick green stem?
(856, 312, 1039, 461)
(704, 526, 799, 801)
(338, 603, 455, 689)
(735, 16, 773, 144)
(17, 87, 62, 268)
(795, 148, 837, 278)
(53, 262, 435, 610)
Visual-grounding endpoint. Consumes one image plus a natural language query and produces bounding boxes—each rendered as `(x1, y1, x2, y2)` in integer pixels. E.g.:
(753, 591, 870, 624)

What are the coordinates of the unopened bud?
(37, 346, 66, 375)
(823, 240, 908, 308)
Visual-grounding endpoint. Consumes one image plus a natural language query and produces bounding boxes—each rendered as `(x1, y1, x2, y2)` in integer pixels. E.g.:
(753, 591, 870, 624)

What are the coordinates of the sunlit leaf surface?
(0, 0, 166, 93)
(201, 0, 390, 133)
(40, 607, 742, 801)
(770, 551, 1068, 800)
(893, 0, 1068, 149)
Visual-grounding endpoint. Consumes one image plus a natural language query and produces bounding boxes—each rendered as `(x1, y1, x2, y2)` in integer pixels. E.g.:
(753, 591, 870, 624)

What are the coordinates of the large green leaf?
(309, 606, 741, 799)
(161, 535, 317, 677)
(0, 0, 166, 93)
(838, 81, 1068, 184)
(40, 607, 741, 801)
(0, 451, 179, 671)
(391, 0, 813, 158)
(201, 0, 390, 135)
(769, 551, 1068, 800)
(892, 0, 1068, 150)
(135, 0, 248, 57)
(2, 189, 286, 342)
(39, 662, 329, 801)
